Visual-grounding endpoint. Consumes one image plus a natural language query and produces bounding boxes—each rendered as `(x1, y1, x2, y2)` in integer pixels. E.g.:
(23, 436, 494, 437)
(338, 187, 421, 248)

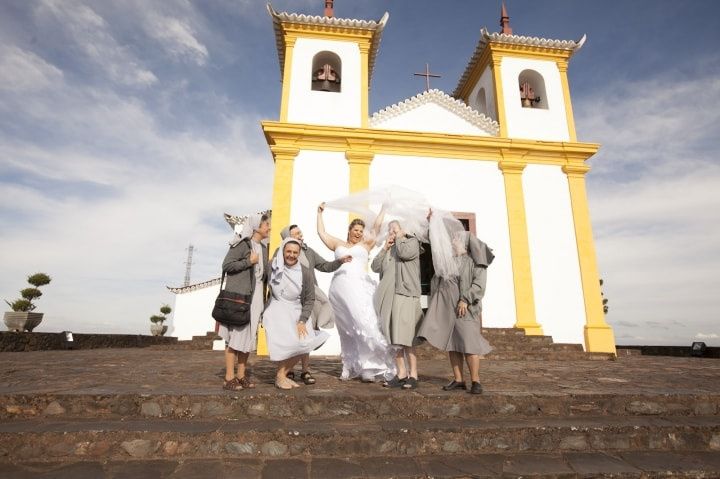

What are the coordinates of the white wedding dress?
(329, 244, 395, 381)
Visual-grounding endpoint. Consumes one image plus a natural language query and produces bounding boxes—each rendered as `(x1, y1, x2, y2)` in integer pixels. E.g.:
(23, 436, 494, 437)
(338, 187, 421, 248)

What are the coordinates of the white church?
(169, 2, 617, 355)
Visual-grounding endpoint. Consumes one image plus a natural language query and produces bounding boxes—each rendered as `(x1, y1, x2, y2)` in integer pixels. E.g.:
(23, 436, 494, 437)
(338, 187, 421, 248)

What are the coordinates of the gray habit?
(417, 254, 493, 356)
(371, 235, 424, 347)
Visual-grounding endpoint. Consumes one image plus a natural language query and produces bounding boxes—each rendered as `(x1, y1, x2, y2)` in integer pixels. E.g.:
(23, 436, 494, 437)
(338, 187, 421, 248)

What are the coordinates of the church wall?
(287, 38, 362, 127)
(171, 284, 219, 340)
(372, 102, 491, 136)
(522, 164, 587, 346)
(370, 154, 517, 328)
(288, 150, 351, 355)
(468, 67, 497, 121)
(501, 57, 570, 141)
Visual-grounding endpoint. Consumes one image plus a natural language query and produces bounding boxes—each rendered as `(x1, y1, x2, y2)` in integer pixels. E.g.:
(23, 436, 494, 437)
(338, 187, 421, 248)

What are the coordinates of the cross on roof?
(414, 63, 441, 91)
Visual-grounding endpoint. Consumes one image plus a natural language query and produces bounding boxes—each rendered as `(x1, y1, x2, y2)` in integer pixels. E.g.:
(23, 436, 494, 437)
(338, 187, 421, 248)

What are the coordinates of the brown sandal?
(237, 376, 255, 389)
(223, 377, 243, 391)
(300, 372, 316, 385)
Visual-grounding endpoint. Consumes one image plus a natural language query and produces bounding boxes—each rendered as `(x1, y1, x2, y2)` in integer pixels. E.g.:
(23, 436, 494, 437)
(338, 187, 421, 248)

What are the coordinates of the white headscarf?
(270, 237, 302, 286)
(229, 213, 264, 247)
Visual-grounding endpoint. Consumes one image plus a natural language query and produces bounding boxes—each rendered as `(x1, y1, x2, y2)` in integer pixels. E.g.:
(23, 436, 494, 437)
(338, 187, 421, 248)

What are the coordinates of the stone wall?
(618, 345, 720, 359)
(0, 332, 178, 352)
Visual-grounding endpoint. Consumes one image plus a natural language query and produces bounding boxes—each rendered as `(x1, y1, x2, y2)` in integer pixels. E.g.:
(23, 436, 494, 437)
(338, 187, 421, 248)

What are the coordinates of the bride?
(317, 202, 395, 382)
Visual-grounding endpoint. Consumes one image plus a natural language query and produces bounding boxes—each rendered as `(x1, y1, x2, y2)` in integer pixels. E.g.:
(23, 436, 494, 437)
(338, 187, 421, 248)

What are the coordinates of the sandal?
(223, 377, 243, 391)
(383, 375, 407, 388)
(286, 371, 295, 380)
(300, 372, 316, 385)
(237, 376, 255, 389)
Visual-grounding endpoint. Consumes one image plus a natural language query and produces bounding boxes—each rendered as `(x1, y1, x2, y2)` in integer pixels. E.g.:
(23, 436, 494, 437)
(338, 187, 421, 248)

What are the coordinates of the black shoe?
(383, 375, 407, 388)
(442, 380, 466, 391)
(469, 381, 483, 395)
(286, 371, 295, 380)
(402, 377, 418, 390)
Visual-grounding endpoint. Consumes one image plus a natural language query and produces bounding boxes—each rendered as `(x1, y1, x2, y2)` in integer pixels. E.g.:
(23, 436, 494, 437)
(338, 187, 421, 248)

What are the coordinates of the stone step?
(4, 450, 720, 478)
(3, 390, 718, 422)
(2, 416, 720, 462)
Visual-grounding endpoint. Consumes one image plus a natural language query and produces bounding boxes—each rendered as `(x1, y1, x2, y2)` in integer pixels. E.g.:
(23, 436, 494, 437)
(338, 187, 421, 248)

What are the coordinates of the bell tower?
(453, 3, 585, 142)
(267, 4, 388, 128)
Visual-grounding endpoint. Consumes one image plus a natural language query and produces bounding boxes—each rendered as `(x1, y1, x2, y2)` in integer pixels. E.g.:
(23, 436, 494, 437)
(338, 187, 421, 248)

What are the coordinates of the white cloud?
(696, 333, 719, 340)
(35, 0, 157, 87)
(145, 14, 209, 66)
(0, 46, 64, 92)
(576, 63, 720, 347)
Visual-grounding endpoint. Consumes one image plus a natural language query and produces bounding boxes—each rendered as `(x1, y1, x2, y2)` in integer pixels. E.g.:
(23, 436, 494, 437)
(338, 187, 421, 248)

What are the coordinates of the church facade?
(261, 4, 616, 353)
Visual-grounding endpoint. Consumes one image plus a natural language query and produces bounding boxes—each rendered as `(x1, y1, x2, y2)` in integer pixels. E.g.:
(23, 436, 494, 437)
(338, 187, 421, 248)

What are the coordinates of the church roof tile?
(370, 89, 500, 136)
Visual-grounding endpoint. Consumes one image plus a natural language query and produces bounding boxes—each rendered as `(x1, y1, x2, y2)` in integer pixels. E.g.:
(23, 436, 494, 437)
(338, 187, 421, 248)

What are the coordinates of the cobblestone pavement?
(3, 451, 720, 478)
(1, 349, 719, 397)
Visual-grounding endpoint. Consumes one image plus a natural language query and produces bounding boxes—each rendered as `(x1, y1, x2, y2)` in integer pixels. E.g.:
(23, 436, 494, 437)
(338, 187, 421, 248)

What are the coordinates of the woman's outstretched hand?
(297, 322, 308, 339)
(317, 202, 326, 214)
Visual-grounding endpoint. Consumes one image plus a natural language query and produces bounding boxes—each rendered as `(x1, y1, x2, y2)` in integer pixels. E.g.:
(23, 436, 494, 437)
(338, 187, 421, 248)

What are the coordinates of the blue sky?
(1, 0, 719, 345)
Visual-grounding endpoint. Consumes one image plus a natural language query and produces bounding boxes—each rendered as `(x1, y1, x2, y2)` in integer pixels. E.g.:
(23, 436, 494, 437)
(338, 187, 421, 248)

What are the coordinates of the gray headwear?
(468, 235, 494, 267)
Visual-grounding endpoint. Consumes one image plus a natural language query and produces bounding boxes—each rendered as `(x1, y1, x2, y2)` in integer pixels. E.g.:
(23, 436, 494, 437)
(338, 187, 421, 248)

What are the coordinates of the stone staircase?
(416, 327, 616, 361)
(1, 348, 720, 477)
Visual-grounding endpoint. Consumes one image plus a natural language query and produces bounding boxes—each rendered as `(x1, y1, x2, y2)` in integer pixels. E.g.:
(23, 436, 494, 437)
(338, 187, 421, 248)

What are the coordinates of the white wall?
(373, 102, 491, 136)
(468, 66, 497, 121)
(523, 164, 586, 346)
(287, 38, 362, 127)
(171, 284, 220, 340)
(370, 154, 516, 328)
(501, 57, 570, 141)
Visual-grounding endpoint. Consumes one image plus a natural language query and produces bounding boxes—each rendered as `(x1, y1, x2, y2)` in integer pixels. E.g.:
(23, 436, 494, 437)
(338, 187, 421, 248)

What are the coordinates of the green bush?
(5, 273, 52, 312)
(150, 304, 172, 323)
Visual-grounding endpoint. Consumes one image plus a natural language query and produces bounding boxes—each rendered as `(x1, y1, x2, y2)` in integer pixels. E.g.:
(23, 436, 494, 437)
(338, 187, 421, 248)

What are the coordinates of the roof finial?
(500, 1, 513, 35)
(324, 0, 334, 17)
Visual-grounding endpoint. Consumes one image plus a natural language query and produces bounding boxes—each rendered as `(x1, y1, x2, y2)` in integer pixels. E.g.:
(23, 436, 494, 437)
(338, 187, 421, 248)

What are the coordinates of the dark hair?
(288, 224, 299, 233)
(260, 214, 270, 224)
(348, 218, 365, 231)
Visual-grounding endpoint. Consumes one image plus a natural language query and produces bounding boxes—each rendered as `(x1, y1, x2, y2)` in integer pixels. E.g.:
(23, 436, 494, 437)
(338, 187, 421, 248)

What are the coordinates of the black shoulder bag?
(211, 271, 252, 327)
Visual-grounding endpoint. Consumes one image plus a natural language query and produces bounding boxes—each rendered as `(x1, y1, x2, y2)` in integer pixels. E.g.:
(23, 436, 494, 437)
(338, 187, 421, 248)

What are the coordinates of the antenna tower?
(183, 244, 194, 286)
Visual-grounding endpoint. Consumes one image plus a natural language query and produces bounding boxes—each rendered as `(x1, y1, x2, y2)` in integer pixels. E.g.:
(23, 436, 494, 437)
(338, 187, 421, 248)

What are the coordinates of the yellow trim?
(488, 43, 573, 61)
(345, 148, 374, 193)
(359, 42, 370, 128)
(268, 146, 299, 254)
(279, 36, 297, 122)
(282, 25, 374, 44)
(262, 121, 599, 165)
(562, 164, 616, 354)
(557, 60, 577, 142)
(498, 157, 542, 336)
(490, 58, 508, 137)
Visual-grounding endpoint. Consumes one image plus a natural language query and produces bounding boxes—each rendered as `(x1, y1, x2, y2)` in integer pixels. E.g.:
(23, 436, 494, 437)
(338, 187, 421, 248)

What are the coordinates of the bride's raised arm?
(317, 202, 344, 251)
(364, 202, 387, 248)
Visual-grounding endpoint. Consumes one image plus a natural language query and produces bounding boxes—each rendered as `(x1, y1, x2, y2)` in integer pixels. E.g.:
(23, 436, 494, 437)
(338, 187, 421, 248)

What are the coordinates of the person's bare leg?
(466, 354, 480, 383)
(301, 353, 310, 373)
(394, 348, 408, 379)
(224, 347, 237, 381)
(236, 351, 249, 379)
(449, 351, 464, 382)
(406, 346, 418, 379)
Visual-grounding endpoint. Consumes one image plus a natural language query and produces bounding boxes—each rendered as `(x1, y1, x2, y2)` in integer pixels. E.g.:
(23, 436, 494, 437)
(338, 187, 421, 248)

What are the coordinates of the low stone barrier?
(0, 331, 178, 352)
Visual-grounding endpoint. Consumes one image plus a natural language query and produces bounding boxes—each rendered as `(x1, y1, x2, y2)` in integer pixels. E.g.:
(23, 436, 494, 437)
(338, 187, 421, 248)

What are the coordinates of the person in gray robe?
(218, 213, 270, 391)
(371, 220, 424, 389)
(271, 224, 351, 384)
(417, 231, 493, 395)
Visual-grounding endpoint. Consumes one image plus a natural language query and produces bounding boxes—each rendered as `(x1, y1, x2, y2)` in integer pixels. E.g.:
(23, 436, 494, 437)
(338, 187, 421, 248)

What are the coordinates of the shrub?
(5, 273, 52, 312)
